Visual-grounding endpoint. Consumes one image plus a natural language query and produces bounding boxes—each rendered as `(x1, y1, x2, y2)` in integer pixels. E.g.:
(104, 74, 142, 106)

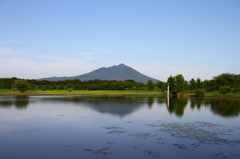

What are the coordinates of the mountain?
(38, 63, 160, 84)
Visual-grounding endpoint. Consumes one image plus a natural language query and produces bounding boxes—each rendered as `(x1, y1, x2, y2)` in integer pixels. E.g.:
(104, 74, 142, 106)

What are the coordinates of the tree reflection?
(167, 97, 188, 117)
(189, 98, 240, 118)
(147, 97, 154, 109)
(14, 96, 29, 110)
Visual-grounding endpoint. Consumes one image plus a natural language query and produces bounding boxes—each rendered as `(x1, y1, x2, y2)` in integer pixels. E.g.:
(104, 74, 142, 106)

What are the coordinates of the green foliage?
(194, 89, 205, 97)
(167, 75, 175, 94)
(42, 85, 46, 91)
(13, 79, 30, 93)
(156, 81, 166, 93)
(66, 83, 73, 88)
(174, 74, 186, 92)
(0, 77, 17, 89)
(147, 80, 154, 91)
(67, 88, 73, 92)
(2, 72, 240, 95)
(219, 86, 231, 95)
(167, 74, 186, 95)
(58, 84, 65, 90)
(189, 78, 196, 90)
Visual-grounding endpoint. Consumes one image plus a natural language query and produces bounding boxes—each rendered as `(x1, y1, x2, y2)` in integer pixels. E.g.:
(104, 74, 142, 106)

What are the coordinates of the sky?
(0, 0, 240, 82)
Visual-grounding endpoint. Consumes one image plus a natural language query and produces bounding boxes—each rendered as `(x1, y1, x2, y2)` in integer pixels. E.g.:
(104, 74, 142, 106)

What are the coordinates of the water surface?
(0, 96, 240, 159)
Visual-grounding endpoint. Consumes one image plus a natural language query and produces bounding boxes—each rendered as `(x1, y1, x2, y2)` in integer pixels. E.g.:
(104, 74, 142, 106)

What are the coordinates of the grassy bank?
(1, 89, 240, 97)
(0, 89, 163, 96)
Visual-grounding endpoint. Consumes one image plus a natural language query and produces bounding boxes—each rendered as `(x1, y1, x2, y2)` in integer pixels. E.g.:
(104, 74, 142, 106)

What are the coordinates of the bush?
(219, 86, 231, 95)
(13, 79, 30, 93)
(177, 92, 187, 98)
(68, 88, 72, 92)
(194, 89, 205, 97)
(42, 85, 46, 91)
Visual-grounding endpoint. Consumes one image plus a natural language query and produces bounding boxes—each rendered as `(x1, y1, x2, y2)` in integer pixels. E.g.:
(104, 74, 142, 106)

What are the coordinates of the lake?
(0, 96, 240, 159)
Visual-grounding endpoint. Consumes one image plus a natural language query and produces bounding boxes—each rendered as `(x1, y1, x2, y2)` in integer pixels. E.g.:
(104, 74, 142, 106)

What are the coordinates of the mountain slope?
(38, 64, 160, 84)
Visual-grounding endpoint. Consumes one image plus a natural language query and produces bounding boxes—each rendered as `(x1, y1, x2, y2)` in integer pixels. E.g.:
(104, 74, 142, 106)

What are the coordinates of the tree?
(147, 79, 154, 91)
(156, 81, 166, 93)
(167, 75, 175, 94)
(13, 79, 30, 93)
(174, 74, 186, 93)
(219, 86, 231, 95)
(167, 74, 186, 95)
(58, 84, 65, 90)
(189, 78, 196, 90)
(196, 78, 202, 89)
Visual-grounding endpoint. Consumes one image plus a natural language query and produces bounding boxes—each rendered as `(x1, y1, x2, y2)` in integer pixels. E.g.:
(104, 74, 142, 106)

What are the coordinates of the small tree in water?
(13, 79, 30, 93)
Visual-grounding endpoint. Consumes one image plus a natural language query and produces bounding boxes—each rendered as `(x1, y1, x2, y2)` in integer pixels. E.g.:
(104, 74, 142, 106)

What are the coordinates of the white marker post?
(167, 83, 169, 107)
(167, 83, 169, 97)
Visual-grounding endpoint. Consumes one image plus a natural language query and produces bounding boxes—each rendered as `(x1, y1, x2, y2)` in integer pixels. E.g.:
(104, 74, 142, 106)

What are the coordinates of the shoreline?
(1, 94, 240, 98)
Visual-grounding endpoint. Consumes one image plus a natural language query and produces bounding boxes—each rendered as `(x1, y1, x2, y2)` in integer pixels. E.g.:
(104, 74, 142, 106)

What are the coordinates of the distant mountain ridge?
(38, 64, 160, 84)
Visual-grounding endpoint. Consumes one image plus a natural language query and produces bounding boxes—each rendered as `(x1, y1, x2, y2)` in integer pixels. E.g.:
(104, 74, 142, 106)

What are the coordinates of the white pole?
(167, 83, 169, 107)
(167, 83, 169, 96)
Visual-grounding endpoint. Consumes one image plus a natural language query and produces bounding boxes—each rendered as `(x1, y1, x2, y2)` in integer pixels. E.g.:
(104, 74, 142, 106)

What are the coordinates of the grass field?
(1, 89, 240, 97)
(0, 89, 164, 96)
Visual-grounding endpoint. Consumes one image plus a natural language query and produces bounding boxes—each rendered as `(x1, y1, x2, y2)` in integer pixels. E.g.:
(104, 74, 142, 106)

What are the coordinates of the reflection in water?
(0, 96, 30, 110)
(147, 97, 154, 109)
(0, 96, 240, 117)
(14, 96, 29, 110)
(166, 97, 188, 117)
(165, 97, 240, 118)
(189, 98, 240, 118)
(39, 96, 147, 117)
(1, 96, 240, 159)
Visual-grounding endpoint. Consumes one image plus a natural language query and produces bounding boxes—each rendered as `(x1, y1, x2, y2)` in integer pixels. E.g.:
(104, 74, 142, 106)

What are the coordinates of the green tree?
(13, 79, 30, 93)
(147, 79, 154, 91)
(189, 78, 196, 90)
(167, 74, 186, 95)
(219, 86, 231, 95)
(174, 74, 186, 93)
(58, 84, 65, 90)
(196, 78, 202, 89)
(156, 81, 166, 93)
(167, 75, 175, 94)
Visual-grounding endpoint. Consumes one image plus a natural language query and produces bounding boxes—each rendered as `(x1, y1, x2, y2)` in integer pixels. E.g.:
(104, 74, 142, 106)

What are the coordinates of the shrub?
(13, 79, 30, 93)
(194, 89, 205, 97)
(219, 86, 231, 95)
(177, 92, 187, 98)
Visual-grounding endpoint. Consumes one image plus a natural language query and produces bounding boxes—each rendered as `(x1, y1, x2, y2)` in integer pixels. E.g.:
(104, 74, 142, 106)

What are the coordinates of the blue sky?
(0, 0, 240, 81)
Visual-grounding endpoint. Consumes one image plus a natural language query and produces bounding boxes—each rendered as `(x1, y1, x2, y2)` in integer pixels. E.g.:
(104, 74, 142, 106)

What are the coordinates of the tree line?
(0, 73, 240, 94)
(165, 73, 240, 96)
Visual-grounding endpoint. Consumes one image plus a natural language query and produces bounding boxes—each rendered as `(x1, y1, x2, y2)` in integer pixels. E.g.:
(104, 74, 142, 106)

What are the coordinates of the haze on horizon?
(0, 0, 240, 82)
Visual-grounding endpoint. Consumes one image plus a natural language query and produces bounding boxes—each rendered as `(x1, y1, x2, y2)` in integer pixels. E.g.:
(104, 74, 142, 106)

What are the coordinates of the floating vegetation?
(172, 144, 191, 151)
(146, 123, 163, 128)
(129, 132, 151, 139)
(151, 122, 240, 146)
(62, 144, 112, 155)
(106, 141, 116, 145)
(102, 126, 124, 130)
(103, 126, 126, 134)
(84, 147, 113, 155)
(128, 144, 138, 148)
(106, 130, 126, 134)
(62, 144, 83, 148)
(209, 152, 239, 158)
(144, 150, 152, 154)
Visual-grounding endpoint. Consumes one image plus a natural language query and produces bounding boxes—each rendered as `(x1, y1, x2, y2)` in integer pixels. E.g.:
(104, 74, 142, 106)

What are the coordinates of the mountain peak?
(38, 64, 160, 83)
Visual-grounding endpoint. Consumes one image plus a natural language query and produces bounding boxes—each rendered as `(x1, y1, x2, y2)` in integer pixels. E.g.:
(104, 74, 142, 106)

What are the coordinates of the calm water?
(0, 96, 240, 159)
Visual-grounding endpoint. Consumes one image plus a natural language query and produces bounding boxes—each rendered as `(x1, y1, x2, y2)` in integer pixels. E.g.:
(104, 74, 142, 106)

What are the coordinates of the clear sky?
(0, 0, 240, 81)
